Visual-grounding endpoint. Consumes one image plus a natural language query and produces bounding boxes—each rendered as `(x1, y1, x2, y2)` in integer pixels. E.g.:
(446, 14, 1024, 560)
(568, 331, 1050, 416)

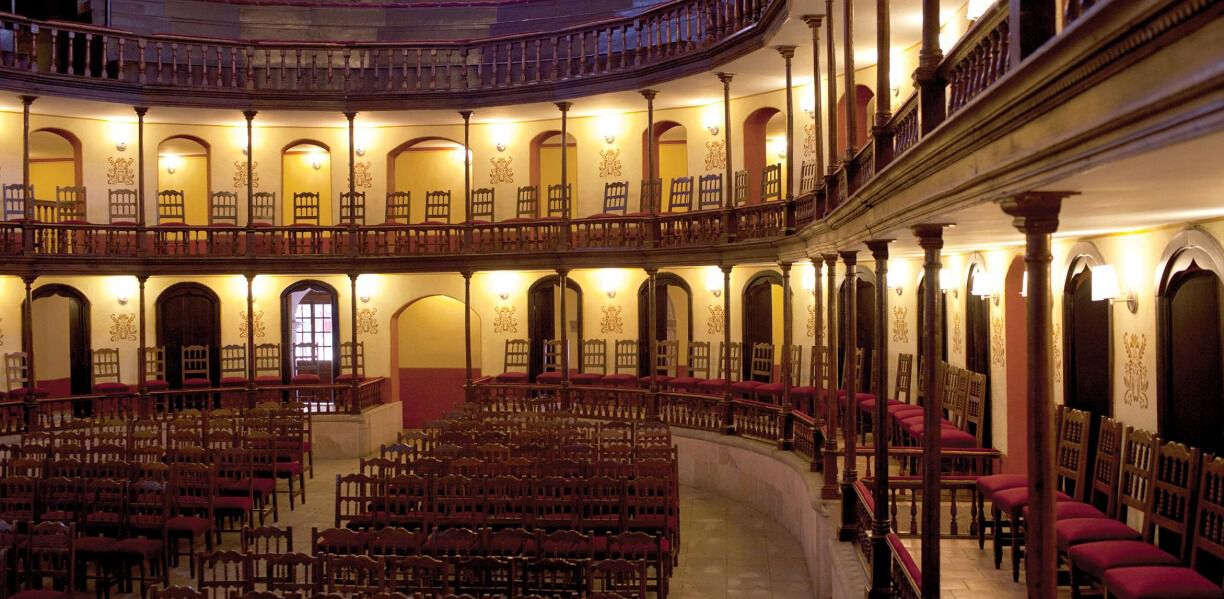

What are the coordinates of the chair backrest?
(639, 178, 661, 213)
(3, 183, 30, 220)
(697, 173, 723, 210)
(144, 346, 167, 382)
(292, 192, 321, 225)
(546, 183, 570, 218)
(4, 352, 30, 391)
(1117, 428, 1160, 520)
(210, 191, 239, 225)
(602, 181, 629, 215)
(612, 339, 639, 374)
(1055, 407, 1093, 501)
(733, 169, 748, 205)
(158, 189, 186, 224)
(688, 341, 711, 380)
(962, 371, 987, 445)
(787, 344, 803, 386)
(812, 346, 830, 389)
(251, 191, 276, 224)
(470, 187, 495, 222)
(423, 190, 451, 223)
(717, 341, 742, 382)
(503, 339, 529, 373)
(91, 348, 122, 387)
(254, 343, 281, 380)
(340, 191, 365, 225)
(294, 343, 319, 376)
(1188, 455, 1224, 571)
(220, 344, 247, 381)
(182, 345, 210, 382)
(108, 188, 139, 223)
(799, 161, 819, 195)
(749, 343, 773, 383)
(1144, 440, 1203, 560)
(55, 186, 87, 222)
(582, 339, 607, 375)
(894, 353, 914, 404)
(761, 163, 782, 202)
(653, 339, 678, 377)
(542, 340, 564, 373)
(340, 341, 365, 379)
(515, 186, 539, 219)
(667, 176, 693, 212)
(1087, 418, 1127, 519)
(385, 191, 411, 224)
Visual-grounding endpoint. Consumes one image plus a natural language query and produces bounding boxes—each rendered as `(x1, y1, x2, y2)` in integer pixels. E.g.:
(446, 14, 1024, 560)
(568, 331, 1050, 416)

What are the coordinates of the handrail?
(938, 1, 1010, 116)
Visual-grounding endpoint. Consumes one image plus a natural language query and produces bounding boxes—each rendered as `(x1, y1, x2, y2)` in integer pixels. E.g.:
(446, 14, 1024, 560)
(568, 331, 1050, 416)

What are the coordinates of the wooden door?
(838, 279, 875, 389)
(1065, 270, 1111, 417)
(528, 280, 557, 381)
(743, 279, 774, 380)
(29, 285, 91, 397)
(1164, 269, 1224, 455)
(965, 282, 991, 446)
(157, 284, 220, 388)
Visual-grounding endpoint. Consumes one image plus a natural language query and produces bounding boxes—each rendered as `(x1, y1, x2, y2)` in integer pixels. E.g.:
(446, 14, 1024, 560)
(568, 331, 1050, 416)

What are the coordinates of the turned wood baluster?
(949, 487, 960, 536)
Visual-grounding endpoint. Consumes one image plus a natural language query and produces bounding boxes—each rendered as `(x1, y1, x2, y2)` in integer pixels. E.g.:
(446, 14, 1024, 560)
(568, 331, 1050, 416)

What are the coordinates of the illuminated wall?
(282, 144, 332, 225)
(391, 144, 466, 223)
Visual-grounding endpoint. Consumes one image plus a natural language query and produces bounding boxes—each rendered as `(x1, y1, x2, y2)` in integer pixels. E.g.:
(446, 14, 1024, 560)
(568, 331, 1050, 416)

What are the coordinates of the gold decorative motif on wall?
(707, 304, 725, 335)
(1052, 322, 1063, 384)
(238, 310, 266, 339)
(351, 161, 373, 190)
(0, 317, 6, 347)
(1123, 332, 1149, 409)
(489, 157, 514, 184)
(600, 306, 624, 334)
(233, 160, 260, 189)
(357, 307, 379, 336)
(952, 309, 963, 354)
(598, 148, 623, 179)
(806, 305, 816, 338)
(704, 140, 726, 171)
(892, 306, 909, 343)
(990, 315, 1006, 367)
(109, 313, 138, 342)
(493, 305, 518, 334)
(107, 157, 136, 186)
(803, 123, 817, 158)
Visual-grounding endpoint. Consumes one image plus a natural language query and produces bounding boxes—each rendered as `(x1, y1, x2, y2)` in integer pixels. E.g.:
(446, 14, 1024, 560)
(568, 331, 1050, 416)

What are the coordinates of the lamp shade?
(1021, 271, 1028, 297)
(970, 270, 993, 297)
(1091, 264, 1122, 302)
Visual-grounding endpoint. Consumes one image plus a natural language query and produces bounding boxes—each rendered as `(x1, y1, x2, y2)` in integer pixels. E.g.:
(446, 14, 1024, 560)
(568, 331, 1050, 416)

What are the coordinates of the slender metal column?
(556, 102, 573, 249)
(642, 90, 658, 214)
(822, 253, 840, 498)
(344, 112, 358, 255)
(866, 239, 894, 599)
(839, 250, 859, 540)
(558, 269, 572, 407)
(811, 258, 824, 419)
(778, 46, 796, 203)
(20, 96, 35, 224)
(137, 275, 148, 392)
(460, 111, 473, 250)
(722, 265, 735, 434)
(718, 73, 735, 209)
(135, 106, 148, 229)
(21, 276, 35, 426)
(647, 268, 659, 394)
(779, 262, 794, 449)
(348, 274, 360, 400)
(243, 110, 257, 256)
(245, 274, 256, 396)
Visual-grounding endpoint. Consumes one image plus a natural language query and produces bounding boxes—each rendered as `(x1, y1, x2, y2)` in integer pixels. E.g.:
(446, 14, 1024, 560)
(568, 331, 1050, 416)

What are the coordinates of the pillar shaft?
(865, 239, 894, 599)
(839, 250, 860, 540)
(843, 0, 857, 159)
(802, 16, 826, 179)
(719, 73, 735, 209)
(463, 271, 474, 402)
(822, 253, 840, 498)
(825, 0, 839, 172)
(135, 107, 148, 229)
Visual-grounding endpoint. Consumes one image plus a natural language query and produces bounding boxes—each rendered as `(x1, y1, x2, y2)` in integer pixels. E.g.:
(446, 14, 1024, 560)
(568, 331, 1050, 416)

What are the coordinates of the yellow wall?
(538, 144, 579, 216)
(158, 155, 210, 225)
(396, 295, 480, 369)
(31, 295, 71, 383)
(30, 160, 76, 202)
(392, 149, 464, 223)
(282, 150, 332, 225)
(658, 141, 688, 204)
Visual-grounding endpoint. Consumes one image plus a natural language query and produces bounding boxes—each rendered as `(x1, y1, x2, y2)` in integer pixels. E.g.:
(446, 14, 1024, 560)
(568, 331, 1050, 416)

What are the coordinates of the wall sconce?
(707, 125, 720, 136)
(166, 165, 177, 175)
(886, 270, 904, 296)
(599, 269, 623, 299)
(311, 156, 323, 170)
(359, 293, 371, 304)
(939, 270, 958, 298)
(604, 133, 616, 145)
(355, 147, 366, 157)
(496, 142, 507, 152)
(116, 294, 129, 306)
(705, 267, 723, 297)
(1092, 264, 1138, 313)
(970, 270, 998, 305)
(241, 147, 249, 156)
(498, 290, 510, 301)
(115, 141, 127, 152)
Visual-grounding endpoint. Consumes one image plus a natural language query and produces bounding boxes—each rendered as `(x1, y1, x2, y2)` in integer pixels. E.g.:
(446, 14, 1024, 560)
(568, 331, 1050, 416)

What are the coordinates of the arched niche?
(281, 280, 341, 382)
(526, 275, 583, 381)
(742, 270, 784, 381)
(156, 282, 221, 387)
(742, 107, 786, 203)
(389, 295, 481, 427)
(282, 140, 332, 226)
(642, 121, 689, 191)
(27, 284, 91, 398)
(530, 131, 577, 216)
(388, 137, 469, 223)
(836, 84, 874, 157)
(636, 273, 694, 377)
(157, 135, 212, 225)
(29, 129, 82, 215)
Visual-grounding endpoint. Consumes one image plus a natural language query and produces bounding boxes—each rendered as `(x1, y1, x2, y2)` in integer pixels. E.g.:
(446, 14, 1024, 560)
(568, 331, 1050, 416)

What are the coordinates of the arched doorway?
(390, 295, 481, 427)
(281, 281, 341, 383)
(527, 275, 583, 381)
(965, 263, 993, 446)
(388, 137, 468, 223)
(282, 140, 332, 226)
(838, 271, 876, 391)
(156, 283, 221, 388)
(28, 284, 90, 397)
(742, 271, 784, 381)
(1063, 256, 1112, 418)
(29, 129, 82, 220)
(158, 135, 211, 225)
(1002, 256, 1028, 474)
(836, 85, 875, 157)
(636, 274, 693, 377)
(642, 122, 689, 194)
(742, 108, 786, 204)
(530, 131, 578, 215)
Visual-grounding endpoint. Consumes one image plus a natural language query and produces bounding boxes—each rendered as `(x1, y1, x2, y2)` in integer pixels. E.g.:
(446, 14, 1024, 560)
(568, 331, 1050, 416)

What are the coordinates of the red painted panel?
(399, 367, 481, 428)
(37, 378, 72, 398)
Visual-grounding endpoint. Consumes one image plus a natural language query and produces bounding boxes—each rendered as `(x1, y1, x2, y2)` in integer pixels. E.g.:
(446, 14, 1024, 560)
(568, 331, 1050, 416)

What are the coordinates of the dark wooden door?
(635, 284, 670, 377)
(965, 288, 991, 446)
(157, 284, 220, 388)
(65, 297, 89, 395)
(743, 281, 774, 380)
(838, 279, 875, 389)
(528, 283, 556, 382)
(1164, 270, 1224, 455)
(1066, 270, 1111, 417)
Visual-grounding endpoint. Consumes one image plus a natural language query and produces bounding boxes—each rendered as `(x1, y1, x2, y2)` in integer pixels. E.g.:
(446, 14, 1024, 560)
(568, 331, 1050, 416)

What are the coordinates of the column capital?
(19, 95, 36, 107)
(775, 45, 797, 60)
(1000, 191, 1076, 235)
(242, 110, 258, 121)
(556, 268, 570, 277)
(911, 222, 952, 249)
(638, 89, 658, 101)
(838, 250, 859, 265)
(720, 264, 733, 275)
(459, 110, 474, 121)
(779, 261, 792, 272)
(343, 111, 357, 121)
(644, 266, 659, 276)
(347, 272, 360, 283)
(244, 273, 256, 283)
(460, 270, 474, 279)
(802, 14, 824, 29)
(555, 101, 573, 113)
(22, 275, 36, 287)
(133, 106, 149, 117)
(822, 253, 839, 266)
(865, 239, 894, 258)
(717, 72, 734, 84)
(136, 274, 149, 284)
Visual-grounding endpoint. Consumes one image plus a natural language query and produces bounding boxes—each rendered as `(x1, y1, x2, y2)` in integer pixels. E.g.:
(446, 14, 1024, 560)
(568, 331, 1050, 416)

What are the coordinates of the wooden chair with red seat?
(572, 339, 607, 385)
(253, 343, 282, 388)
(207, 191, 241, 255)
(1100, 454, 1224, 599)
(667, 176, 694, 213)
(857, 351, 913, 427)
(37, 476, 81, 525)
(484, 475, 529, 530)
(113, 479, 170, 596)
(587, 559, 648, 599)
(385, 474, 431, 531)
(310, 526, 369, 556)
(142, 346, 171, 397)
(77, 478, 126, 596)
(321, 554, 385, 596)
(667, 341, 710, 392)
(214, 449, 258, 542)
(412, 190, 453, 254)
(219, 344, 248, 391)
(5, 352, 49, 402)
(697, 173, 723, 211)
(153, 189, 189, 254)
(0, 475, 36, 523)
(166, 463, 215, 576)
(241, 525, 293, 579)
(639, 340, 678, 388)
(92, 348, 131, 396)
(196, 550, 254, 599)
(336, 342, 365, 385)
(340, 191, 365, 227)
(755, 344, 802, 404)
(602, 340, 639, 388)
(367, 527, 427, 558)
(272, 416, 307, 510)
(533, 477, 579, 532)
(580, 476, 625, 535)
(624, 476, 678, 564)
(288, 192, 322, 254)
(729, 343, 773, 399)
(467, 187, 495, 225)
(536, 340, 566, 385)
(761, 163, 783, 203)
(181, 344, 211, 390)
(607, 531, 669, 599)
(495, 339, 531, 384)
(291, 342, 322, 397)
(251, 191, 276, 227)
(10, 521, 75, 599)
(106, 188, 140, 254)
(1066, 431, 1197, 597)
(264, 552, 316, 596)
(696, 341, 741, 395)
(53, 185, 89, 253)
(895, 362, 958, 444)
(903, 368, 978, 452)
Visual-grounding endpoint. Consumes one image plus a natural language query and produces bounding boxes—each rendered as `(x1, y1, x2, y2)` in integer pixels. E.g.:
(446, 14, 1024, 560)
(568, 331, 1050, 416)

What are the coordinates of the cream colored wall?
(31, 295, 71, 381)
(158, 155, 209, 224)
(392, 148, 464, 223)
(396, 295, 479, 369)
(282, 148, 333, 225)
(30, 161, 76, 201)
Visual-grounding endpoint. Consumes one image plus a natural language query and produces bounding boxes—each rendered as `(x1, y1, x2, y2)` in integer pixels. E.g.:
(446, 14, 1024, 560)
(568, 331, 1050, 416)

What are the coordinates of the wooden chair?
(264, 552, 316, 595)
(730, 343, 773, 397)
(167, 463, 216, 576)
(3, 183, 31, 221)
(108, 188, 139, 224)
(697, 341, 742, 394)
(337, 341, 365, 383)
(469, 187, 495, 223)
(292, 343, 321, 384)
(598, 181, 630, 216)
(545, 184, 570, 219)
(667, 176, 693, 212)
(14, 522, 77, 599)
(599, 340, 639, 387)
(512, 185, 539, 220)
(667, 341, 710, 391)
(340, 191, 365, 225)
(5, 351, 47, 398)
(219, 344, 248, 387)
(181, 344, 211, 388)
(56, 185, 88, 223)
(254, 343, 281, 385)
(144, 346, 170, 391)
(251, 191, 276, 226)
(732, 169, 748, 206)
(697, 174, 723, 210)
(799, 161, 819, 195)
(383, 191, 411, 225)
(423, 190, 451, 224)
(91, 347, 130, 394)
(536, 340, 565, 384)
(572, 339, 607, 384)
(640, 339, 679, 386)
(495, 339, 530, 383)
(292, 192, 321, 226)
(321, 554, 385, 595)
(196, 550, 254, 598)
(157, 189, 186, 225)
(761, 163, 782, 202)
(210, 191, 240, 226)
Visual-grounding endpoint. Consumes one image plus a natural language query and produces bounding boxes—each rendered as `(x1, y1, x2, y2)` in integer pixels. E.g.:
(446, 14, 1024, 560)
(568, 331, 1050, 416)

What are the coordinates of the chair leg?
(992, 505, 1005, 569)
(1011, 510, 1023, 583)
(976, 491, 987, 550)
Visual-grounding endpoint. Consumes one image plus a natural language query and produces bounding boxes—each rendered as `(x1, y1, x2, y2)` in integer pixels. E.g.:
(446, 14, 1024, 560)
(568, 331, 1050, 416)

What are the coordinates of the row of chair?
(151, 587, 602, 599)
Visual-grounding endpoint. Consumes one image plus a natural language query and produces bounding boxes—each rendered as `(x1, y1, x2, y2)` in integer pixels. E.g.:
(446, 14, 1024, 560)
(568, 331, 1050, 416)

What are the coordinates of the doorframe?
(636, 273, 694, 376)
(1062, 254, 1113, 417)
(527, 275, 584, 380)
(741, 270, 783, 380)
(27, 283, 91, 395)
(155, 282, 221, 387)
(280, 279, 342, 382)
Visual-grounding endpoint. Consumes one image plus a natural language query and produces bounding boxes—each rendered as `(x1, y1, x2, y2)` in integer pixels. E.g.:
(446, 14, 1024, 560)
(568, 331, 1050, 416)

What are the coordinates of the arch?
(388, 136, 468, 223)
(29, 128, 83, 196)
(742, 107, 785, 204)
(530, 131, 578, 213)
(1155, 228, 1224, 295)
(1063, 252, 1112, 421)
(1002, 256, 1028, 474)
(527, 275, 584, 380)
(641, 121, 689, 189)
(157, 135, 212, 225)
(280, 280, 341, 382)
(26, 284, 91, 399)
(637, 273, 695, 377)
(742, 270, 784, 381)
(836, 84, 875, 157)
(1061, 241, 1106, 294)
(389, 294, 482, 428)
(282, 139, 333, 225)
(156, 282, 221, 388)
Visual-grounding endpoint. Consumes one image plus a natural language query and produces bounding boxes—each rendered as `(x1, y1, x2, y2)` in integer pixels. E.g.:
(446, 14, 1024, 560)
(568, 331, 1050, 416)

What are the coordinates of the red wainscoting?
(36, 378, 72, 398)
(399, 368, 480, 428)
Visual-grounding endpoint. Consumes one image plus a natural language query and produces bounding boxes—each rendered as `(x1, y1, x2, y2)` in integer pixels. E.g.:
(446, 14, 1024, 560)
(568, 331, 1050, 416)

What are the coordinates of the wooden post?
(916, 0, 946, 134)
(777, 45, 796, 211)
(822, 253, 840, 498)
(839, 250, 859, 540)
(558, 268, 571, 409)
(1001, 192, 1070, 599)
(137, 275, 148, 393)
(802, 16, 826, 179)
(647, 268, 659, 392)
(811, 257, 824, 419)
(463, 271, 474, 402)
(779, 261, 794, 449)
(348, 273, 360, 412)
(824, 0, 839, 175)
(842, 0, 857, 159)
(344, 112, 358, 256)
(20, 96, 34, 224)
(866, 239, 894, 599)
(21, 275, 35, 427)
(722, 265, 735, 434)
(718, 73, 734, 209)
(556, 102, 573, 250)
(1009, 0, 1057, 67)
(460, 110, 473, 251)
(641, 89, 658, 215)
(135, 106, 148, 233)
(912, 222, 950, 599)
(244, 110, 257, 256)
(873, 0, 894, 169)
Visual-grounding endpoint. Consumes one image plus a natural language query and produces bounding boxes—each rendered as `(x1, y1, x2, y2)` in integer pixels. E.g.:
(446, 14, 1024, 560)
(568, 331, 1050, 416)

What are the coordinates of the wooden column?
(460, 111, 473, 250)
(722, 265, 735, 434)
(243, 110, 257, 256)
(344, 111, 358, 256)
(20, 96, 34, 219)
(1001, 192, 1068, 599)
(779, 262, 794, 449)
(137, 275, 148, 393)
(1009, 0, 1057, 67)
(822, 253, 840, 497)
(873, 0, 895, 168)
(718, 73, 734, 209)
(842, 0, 857, 159)
(135, 106, 148, 230)
(866, 239, 894, 599)
(778, 46, 796, 203)
(642, 90, 658, 214)
(348, 274, 360, 408)
(646, 268, 659, 392)
(21, 275, 35, 426)
(916, 0, 946, 134)
(463, 271, 474, 402)
(810, 257, 824, 419)
(912, 222, 950, 599)
(558, 269, 572, 408)
(803, 17, 826, 179)
(839, 250, 860, 540)
(824, 0, 840, 174)
(556, 102, 573, 249)
(245, 274, 256, 396)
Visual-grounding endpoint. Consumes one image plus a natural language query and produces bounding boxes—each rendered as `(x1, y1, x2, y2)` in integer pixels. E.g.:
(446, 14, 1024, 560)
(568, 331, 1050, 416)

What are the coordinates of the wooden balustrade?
(849, 142, 875, 195)
(941, 2, 1010, 116)
(792, 410, 823, 468)
(729, 398, 781, 442)
(570, 217, 650, 250)
(734, 201, 786, 240)
(891, 92, 920, 158)
(657, 209, 726, 247)
(856, 476, 981, 538)
(658, 391, 726, 432)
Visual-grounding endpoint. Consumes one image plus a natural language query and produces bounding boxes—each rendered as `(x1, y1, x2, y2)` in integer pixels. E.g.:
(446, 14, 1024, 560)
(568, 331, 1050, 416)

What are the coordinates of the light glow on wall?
(356, 274, 380, 303)
(701, 104, 723, 135)
(599, 269, 626, 299)
(488, 122, 514, 152)
(490, 271, 518, 301)
(704, 266, 724, 296)
(107, 120, 134, 152)
(595, 113, 621, 145)
(108, 276, 138, 306)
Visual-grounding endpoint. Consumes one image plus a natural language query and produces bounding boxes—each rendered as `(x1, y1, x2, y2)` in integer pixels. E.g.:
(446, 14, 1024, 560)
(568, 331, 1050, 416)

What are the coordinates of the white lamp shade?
(1021, 271, 1028, 297)
(1091, 264, 1122, 302)
(970, 271, 993, 297)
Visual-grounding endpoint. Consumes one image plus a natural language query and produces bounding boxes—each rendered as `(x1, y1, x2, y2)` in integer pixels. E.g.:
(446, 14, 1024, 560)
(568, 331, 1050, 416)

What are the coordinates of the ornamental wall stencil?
(233, 160, 260, 189)
(489, 157, 514, 184)
(0, 317, 6, 347)
(806, 304, 816, 338)
(107, 157, 136, 186)
(237, 310, 266, 339)
(351, 161, 373, 189)
(357, 307, 379, 336)
(1053, 322, 1063, 384)
(803, 123, 817, 158)
(598, 148, 623, 179)
(952, 310, 963, 354)
(704, 140, 726, 171)
(109, 313, 138, 342)
(707, 304, 725, 335)
(600, 306, 624, 334)
(892, 306, 909, 343)
(990, 315, 1006, 366)
(493, 305, 518, 334)
(1123, 332, 1149, 409)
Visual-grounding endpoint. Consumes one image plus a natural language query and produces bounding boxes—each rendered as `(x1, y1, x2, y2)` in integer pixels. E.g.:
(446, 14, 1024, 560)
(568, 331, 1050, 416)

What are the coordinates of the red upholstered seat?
(859, 397, 903, 411)
(667, 376, 702, 391)
(183, 377, 211, 388)
(1101, 566, 1222, 599)
(756, 382, 786, 397)
(1022, 501, 1106, 521)
(602, 373, 638, 387)
(903, 421, 962, 436)
(890, 404, 924, 418)
(697, 379, 730, 394)
(923, 428, 978, 448)
(112, 537, 163, 557)
(255, 375, 282, 385)
(495, 372, 529, 383)
(290, 374, 321, 384)
(214, 496, 254, 511)
(11, 590, 69, 599)
(991, 487, 1072, 511)
(7, 387, 50, 399)
(93, 382, 131, 394)
(730, 380, 762, 396)
(1056, 518, 1142, 551)
(977, 474, 1028, 496)
(570, 373, 603, 385)
(219, 377, 247, 387)
(639, 374, 675, 386)
(1067, 540, 1181, 579)
(790, 385, 816, 398)
(143, 379, 170, 391)
(167, 515, 211, 534)
(73, 536, 117, 553)
(537, 371, 563, 384)
(853, 392, 876, 404)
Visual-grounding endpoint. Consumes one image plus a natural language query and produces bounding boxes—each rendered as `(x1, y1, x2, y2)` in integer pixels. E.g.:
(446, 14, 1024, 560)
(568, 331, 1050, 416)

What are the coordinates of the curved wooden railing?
(0, 0, 783, 107)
